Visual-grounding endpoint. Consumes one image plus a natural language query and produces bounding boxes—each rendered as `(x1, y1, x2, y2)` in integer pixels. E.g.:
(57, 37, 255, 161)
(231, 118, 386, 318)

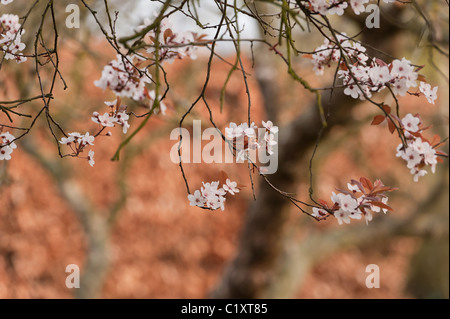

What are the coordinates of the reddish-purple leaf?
(371, 115, 386, 125)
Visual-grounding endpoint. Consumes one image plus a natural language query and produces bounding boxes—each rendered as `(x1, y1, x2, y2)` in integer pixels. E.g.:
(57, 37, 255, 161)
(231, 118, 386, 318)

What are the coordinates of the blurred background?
(0, 0, 448, 298)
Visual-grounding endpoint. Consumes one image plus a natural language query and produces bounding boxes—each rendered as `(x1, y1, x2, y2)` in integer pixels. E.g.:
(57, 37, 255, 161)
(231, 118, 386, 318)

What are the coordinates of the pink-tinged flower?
(81, 132, 95, 146)
(223, 179, 239, 195)
(0, 145, 13, 160)
(349, 209, 363, 220)
(390, 58, 417, 86)
(419, 82, 438, 104)
(344, 83, 362, 99)
(411, 167, 428, 182)
(402, 147, 422, 169)
(334, 210, 351, 225)
(59, 132, 83, 146)
(327, 1, 348, 16)
(364, 210, 373, 225)
(98, 112, 117, 127)
(347, 183, 362, 193)
(396, 144, 405, 158)
(262, 120, 279, 134)
(350, 0, 369, 15)
(188, 190, 205, 207)
(225, 123, 244, 139)
(87, 150, 95, 167)
(104, 99, 118, 108)
(115, 111, 130, 134)
(60, 136, 75, 145)
(0, 132, 16, 149)
(332, 192, 358, 212)
(264, 132, 278, 155)
(238, 123, 256, 138)
(401, 113, 420, 132)
(91, 112, 100, 124)
(312, 207, 328, 218)
(392, 78, 410, 96)
(369, 65, 391, 86)
(352, 42, 369, 65)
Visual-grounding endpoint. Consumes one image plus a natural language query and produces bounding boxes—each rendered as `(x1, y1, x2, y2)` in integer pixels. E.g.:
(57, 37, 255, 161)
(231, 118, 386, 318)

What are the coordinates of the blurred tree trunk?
(405, 166, 449, 298)
(212, 6, 411, 299)
(20, 139, 111, 299)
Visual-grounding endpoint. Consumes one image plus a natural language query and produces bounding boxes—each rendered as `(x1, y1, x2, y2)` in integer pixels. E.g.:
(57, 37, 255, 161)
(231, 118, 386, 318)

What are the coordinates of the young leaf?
(417, 74, 427, 82)
(382, 105, 391, 114)
(318, 199, 329, 208)
(360, 177, 373, 191)
(387, 118, 396, 134)
(370, 200, 393, 211)
(371, 115, 386, 125)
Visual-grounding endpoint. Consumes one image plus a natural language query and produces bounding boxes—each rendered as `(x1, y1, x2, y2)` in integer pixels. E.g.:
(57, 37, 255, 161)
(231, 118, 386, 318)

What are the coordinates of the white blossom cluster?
(312, 179, 394, 225)
(94, 54, 152, 101)
(0, 13, 27, 63)
(396, 114, 439, 182)
(188, 179, 239, 211)
(419, 82, 439, 105)
(137, 17, 198, 64)
(0, 131, 17, 161)
(312, 34, 368, 76)
(92, 99, 131, 134)
(225, 120, 279, 161)
(1, 0, 14, 5)
(312, 36, 439, 104)
(308, 0, 395, 16)
(339, 57, 422, 100)
(59, 132, 95, 167)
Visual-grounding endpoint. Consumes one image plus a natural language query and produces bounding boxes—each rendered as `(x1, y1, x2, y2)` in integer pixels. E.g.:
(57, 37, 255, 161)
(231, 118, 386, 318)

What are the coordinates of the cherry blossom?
(312, 207, 328, 219)
(81, 132, 95, 147)
(94, 54, 152, 101)
(88, 150, 95, 167)
(395, 114, 444, 182)
(264, 132, 278, 155)
(187, 178, 240, 211)
(137, 17, 199, 64)
(59, 132, 96, 167)
(225, 121, 279, 162)
(401, 113, 420, 133)
(188, 190, 205, 207)
(262, 120, 279, 134)
(350, 0, 370, 15)
(223, 179, 239, 195)
(60, 132, 82, 145)
(306, 1, 398, 18)
(369, 65, 391, 87)
(225, 123, 244, 139)
(334, 210, 352, 225)
(93, 112, 116, 128)
(312, 178, 396, 225)
(0, 13, 27, 63)
(0, 131, 16, 161)
(419, 82, 438, 104)
(92, 100, 131, 134)
(311, 36, 427, 102)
